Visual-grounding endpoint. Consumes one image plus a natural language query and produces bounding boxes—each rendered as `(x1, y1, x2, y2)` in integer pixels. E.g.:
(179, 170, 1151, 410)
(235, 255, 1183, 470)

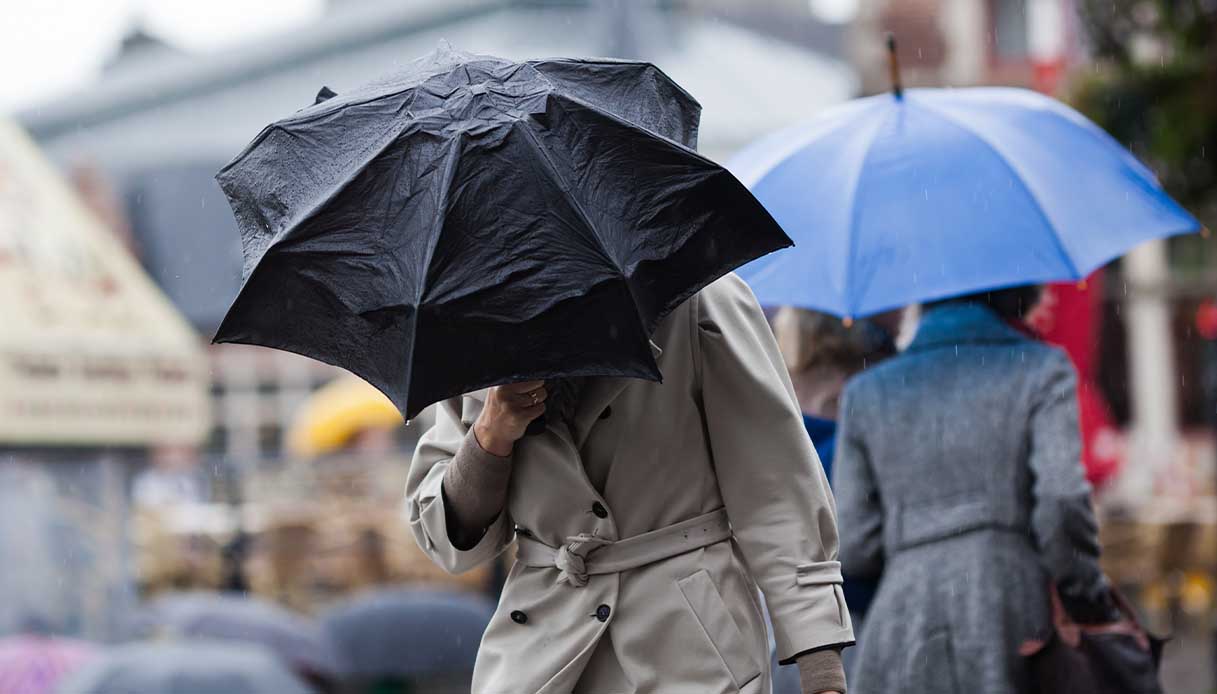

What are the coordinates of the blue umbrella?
(730, 86, 1200, 317)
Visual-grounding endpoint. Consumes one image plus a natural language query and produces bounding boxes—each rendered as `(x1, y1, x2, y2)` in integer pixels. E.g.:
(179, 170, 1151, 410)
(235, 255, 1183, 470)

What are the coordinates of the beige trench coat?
(405, 274, 853, 694)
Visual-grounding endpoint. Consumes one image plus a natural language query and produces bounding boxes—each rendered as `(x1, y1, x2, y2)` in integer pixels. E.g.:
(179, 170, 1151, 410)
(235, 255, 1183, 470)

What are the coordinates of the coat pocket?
(677, 569, 762, 689)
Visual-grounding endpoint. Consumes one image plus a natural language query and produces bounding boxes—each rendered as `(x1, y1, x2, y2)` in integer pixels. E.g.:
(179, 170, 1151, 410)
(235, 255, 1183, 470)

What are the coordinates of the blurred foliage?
(1072, 0, 1216, 228)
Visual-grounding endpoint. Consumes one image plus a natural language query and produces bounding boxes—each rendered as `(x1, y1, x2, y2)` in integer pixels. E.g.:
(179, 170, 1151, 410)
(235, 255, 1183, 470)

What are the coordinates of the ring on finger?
(529, 390, 540, 406)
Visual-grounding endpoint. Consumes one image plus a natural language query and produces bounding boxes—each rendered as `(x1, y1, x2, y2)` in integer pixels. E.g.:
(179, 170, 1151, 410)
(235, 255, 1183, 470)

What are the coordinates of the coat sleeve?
(404, 395, 515, 574)
(696, 275, 855, 662)
(1028, 350, 1115, 622)
(832, 383, 885, 579)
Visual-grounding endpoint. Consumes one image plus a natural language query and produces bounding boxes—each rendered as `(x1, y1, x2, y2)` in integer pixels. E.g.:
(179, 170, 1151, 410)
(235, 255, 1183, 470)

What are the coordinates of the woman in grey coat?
(833, 287, 1117, 693)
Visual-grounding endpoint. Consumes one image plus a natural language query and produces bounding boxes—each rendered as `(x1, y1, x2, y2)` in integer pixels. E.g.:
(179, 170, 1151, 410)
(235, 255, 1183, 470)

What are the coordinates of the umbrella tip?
(886, 33, 904, 100)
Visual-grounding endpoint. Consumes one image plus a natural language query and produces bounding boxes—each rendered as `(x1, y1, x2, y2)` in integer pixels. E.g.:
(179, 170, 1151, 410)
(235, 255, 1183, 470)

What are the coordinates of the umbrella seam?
(842, 102, 901, 318)
(218, 112, 418, 304)
(409, 134, 467, 414)
(913, 98, 1082, 280)
(541, 90, 734, 335)
(513, 118, 655, 346)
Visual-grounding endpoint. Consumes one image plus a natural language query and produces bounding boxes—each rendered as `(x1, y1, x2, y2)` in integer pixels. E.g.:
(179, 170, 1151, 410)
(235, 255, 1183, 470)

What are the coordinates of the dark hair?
(925, 285, 1043, 320)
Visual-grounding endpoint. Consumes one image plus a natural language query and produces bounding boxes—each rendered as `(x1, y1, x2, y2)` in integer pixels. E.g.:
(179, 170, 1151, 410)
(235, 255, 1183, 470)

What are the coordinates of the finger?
(502, 380, 545, 394)
(518, 402, 546, 421)
(508, 386, 547, 408)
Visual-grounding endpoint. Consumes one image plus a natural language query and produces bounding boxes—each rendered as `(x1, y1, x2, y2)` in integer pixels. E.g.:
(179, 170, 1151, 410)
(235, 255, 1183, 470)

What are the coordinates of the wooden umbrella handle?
(887, 33, 903, 99)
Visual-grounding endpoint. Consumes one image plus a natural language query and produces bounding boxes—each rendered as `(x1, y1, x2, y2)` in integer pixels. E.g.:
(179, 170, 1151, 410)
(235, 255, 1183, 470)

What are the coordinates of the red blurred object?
(1029, 275, 1122, 489)
(1032, 60, 1066, 95)
(1194, 300, 1217, 340)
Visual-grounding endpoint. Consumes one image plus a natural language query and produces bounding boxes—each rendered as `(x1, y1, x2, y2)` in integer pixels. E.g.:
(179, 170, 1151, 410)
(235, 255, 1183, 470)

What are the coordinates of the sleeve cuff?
(410, 451, 513, 574)
(771, 576, 856, 662)
(796, 647, 848, 693)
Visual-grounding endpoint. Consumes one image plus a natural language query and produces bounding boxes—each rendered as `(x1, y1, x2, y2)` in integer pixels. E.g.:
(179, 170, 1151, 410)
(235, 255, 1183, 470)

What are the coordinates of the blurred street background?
(0, 0, 1214, 692)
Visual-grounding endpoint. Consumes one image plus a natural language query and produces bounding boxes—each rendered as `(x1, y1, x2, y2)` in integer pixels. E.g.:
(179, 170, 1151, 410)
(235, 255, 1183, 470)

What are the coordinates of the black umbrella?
(215, 43, 790, 418)
(319, 589, 494, 679)
(130, 592, 342, 679)
(59, 641, 317, 694)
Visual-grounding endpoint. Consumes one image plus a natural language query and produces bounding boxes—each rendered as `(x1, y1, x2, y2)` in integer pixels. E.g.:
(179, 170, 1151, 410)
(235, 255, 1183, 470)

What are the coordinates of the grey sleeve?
(797, 648, 847, 693)
(1027, 351, 1115, 622)
(441, 430, 513, 551)
(833, 385, 884, 579)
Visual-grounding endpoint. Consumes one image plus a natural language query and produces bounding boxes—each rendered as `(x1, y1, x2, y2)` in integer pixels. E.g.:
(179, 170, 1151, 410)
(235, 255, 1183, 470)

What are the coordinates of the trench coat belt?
(515, 508, 732, 588)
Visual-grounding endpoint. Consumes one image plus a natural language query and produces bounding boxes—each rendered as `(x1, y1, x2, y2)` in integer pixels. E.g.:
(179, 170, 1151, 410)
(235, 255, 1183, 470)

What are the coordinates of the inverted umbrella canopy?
(216, 43, 790, 418)
(57, 641, 316, 694)
(731, 87, 1200, 317)
(132, 592, 341, 678)
(319, 589, 494, 679)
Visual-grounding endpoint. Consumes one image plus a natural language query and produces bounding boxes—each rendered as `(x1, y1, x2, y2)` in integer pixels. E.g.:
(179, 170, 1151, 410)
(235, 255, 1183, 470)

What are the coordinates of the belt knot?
(554, 533, 611, 588)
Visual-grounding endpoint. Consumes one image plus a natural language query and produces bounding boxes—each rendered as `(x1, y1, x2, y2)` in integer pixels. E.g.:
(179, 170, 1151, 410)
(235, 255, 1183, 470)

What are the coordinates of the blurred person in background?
(771, 308, 899, 688)
(131, 444, 206, 508)
(833, 285, 1118, 693)
(773, 308, 899, 481)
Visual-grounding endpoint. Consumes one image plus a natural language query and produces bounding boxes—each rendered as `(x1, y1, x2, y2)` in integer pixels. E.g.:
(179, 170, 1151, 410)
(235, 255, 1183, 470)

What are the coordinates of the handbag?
(1019, 585, 1166, 694)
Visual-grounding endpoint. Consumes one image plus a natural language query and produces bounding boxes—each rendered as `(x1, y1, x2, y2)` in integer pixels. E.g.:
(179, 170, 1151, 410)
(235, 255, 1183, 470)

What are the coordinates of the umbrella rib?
(841, 104, 900, 318)
(409, 134, 466, 412)
(914, 99, 1082, 279)
(512, 122, 621, 274)
(513, 120, 654, 346)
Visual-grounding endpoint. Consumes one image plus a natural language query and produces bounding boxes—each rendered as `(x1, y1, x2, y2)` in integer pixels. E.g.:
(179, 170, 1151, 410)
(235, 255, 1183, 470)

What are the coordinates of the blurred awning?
(0, 120, 210, 446)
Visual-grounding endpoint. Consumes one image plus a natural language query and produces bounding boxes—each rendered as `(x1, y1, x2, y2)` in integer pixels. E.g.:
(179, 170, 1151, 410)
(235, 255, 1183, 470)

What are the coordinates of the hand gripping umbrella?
(215, 43, 790, 418)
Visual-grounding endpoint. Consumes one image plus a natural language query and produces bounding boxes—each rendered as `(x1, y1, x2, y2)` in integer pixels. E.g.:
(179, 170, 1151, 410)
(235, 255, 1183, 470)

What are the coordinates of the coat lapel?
(570, 340, 663, 450)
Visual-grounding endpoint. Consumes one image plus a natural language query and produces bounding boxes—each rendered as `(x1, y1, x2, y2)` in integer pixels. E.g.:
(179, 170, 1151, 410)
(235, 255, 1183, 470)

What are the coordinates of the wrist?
(473, 420, 515, 457)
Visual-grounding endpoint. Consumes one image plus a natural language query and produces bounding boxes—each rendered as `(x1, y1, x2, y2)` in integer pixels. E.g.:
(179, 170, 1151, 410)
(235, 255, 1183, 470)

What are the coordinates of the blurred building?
(850, 0, 1079, 93)
(0, 120, 210, 639)
(16, 0, 858, 467)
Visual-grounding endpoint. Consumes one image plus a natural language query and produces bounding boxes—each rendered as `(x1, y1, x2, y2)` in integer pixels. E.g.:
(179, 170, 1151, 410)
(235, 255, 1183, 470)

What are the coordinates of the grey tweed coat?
(833, 303, 1109, 694)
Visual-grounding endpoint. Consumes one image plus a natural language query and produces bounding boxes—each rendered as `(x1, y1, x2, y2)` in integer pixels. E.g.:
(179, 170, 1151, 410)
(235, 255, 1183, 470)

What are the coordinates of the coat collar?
(568, 339, 662, 449)
(905, 303, 1029, 353)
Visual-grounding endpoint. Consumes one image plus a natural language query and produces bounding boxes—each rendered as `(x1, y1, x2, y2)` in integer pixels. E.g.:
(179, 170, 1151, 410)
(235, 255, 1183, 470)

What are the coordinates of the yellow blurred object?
(287, 376, 404, 457)
(1180, 571, 1214, 615)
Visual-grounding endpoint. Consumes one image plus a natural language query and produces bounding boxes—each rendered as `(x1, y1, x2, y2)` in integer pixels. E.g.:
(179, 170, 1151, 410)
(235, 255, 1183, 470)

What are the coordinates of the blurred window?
(992, 0, 1030, 60)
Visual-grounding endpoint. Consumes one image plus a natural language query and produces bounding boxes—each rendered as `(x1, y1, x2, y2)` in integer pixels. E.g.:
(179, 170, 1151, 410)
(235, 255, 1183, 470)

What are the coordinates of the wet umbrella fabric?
(57, 641, 316, 694)
(215, 44, 790, 418)
(319, 589, 494, 679)
(730, 87, 1200, 317)
(131, 592, 341, 678)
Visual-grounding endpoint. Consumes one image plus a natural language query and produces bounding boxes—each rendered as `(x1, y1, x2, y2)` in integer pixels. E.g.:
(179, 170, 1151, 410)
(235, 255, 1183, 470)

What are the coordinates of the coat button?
(510, 610, 528, 625)
(599, 406, 612, 420)
(595, 604, 611, 622)
(591, 502, 608, 519)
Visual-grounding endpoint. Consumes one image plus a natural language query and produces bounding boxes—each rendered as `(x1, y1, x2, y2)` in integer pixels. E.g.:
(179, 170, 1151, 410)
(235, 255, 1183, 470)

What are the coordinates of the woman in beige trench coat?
(405, 274, 854, 694)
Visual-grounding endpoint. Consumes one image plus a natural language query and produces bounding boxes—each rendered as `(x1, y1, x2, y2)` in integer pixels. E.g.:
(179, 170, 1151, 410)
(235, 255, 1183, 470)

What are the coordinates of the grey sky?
(0, 0, 324, 114)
